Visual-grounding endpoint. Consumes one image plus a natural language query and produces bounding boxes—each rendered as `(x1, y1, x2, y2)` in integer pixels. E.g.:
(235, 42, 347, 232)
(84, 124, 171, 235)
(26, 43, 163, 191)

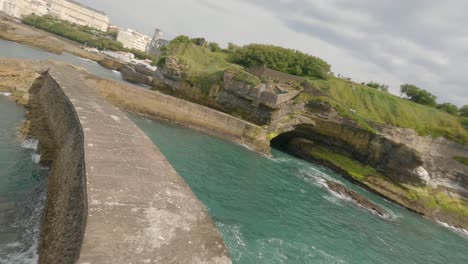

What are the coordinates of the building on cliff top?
(146, 28, 170, 56)
(0, 0, 109, 31)
(116, 28, 151, 52)
(47, 0, 109, 31)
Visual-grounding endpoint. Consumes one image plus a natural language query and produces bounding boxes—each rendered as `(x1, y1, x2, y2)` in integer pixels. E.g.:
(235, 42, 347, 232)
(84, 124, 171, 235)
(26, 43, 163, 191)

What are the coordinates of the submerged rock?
(325, 180, 387, 217)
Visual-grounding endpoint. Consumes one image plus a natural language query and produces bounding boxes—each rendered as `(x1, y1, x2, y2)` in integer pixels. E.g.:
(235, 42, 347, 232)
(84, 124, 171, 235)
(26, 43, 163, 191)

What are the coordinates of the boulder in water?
(325, 180, 387, 217)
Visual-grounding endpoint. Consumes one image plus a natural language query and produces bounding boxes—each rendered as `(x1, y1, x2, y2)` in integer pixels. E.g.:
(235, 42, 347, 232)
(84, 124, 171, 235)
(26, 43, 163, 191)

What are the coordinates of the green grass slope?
(160, 37, 467, 144)
(159, 38, 259, 95)
(306, 77, 468, 143)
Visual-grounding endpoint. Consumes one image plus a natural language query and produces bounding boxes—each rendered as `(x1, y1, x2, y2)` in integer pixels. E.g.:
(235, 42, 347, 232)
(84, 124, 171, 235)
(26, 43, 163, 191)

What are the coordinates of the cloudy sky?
(77, 0, 467, 106)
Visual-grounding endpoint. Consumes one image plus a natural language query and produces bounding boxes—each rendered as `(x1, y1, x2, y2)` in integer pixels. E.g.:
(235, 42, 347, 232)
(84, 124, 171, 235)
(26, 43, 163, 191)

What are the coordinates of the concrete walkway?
(49, 66, 231, 264)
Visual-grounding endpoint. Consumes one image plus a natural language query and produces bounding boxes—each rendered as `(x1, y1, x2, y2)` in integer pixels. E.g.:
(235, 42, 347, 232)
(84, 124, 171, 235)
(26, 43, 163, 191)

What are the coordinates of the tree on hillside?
(400, 84, 437, 107)
(227, 42, 240, 52)
(366, 81, 389, 92)
(437, 103, 459, 115)
(460, 105, 468, 117)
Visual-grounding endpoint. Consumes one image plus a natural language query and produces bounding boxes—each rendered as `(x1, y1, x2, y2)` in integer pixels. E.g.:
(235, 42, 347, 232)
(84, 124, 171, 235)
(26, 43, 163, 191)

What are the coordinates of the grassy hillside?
(305, 77, 468, 143)
(160, 38, 259, 94)
(160, 37, 467, 144)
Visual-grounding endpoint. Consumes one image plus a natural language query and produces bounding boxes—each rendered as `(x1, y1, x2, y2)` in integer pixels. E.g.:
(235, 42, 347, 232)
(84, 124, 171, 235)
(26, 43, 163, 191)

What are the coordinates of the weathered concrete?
(38, 65, 231, 263)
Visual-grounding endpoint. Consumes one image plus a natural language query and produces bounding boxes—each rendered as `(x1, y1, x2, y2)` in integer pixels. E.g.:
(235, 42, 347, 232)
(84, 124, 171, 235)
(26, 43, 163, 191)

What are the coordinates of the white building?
(0, 0, 109, 31)
(116, 28, 151, 52)
(0, 0, 48, 18)
(47, 0, 109, 31)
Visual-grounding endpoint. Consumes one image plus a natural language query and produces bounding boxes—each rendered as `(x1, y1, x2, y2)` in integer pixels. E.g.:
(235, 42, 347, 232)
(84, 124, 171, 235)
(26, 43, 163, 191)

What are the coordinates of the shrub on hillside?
(365, 81, 389, 92)
(460, 105, 468, 117)
(437, 103, 459, 115)
(231, 44, 331, 79)
(208, 42, 222, 52)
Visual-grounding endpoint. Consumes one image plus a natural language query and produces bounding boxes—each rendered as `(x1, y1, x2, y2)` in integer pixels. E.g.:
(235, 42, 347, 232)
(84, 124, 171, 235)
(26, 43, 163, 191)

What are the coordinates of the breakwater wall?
(85, 76, 270, 153)
(36, 69, 86, 264)
(36, 66, 232, 264)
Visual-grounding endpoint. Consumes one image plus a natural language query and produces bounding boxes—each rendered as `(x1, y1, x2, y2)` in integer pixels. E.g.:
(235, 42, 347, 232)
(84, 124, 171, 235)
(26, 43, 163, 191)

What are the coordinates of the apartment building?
(116, 28, 151, 52)
(0, 0, 109, 31)
(0, 0, 48, 18)
(47, 0, 109, 31)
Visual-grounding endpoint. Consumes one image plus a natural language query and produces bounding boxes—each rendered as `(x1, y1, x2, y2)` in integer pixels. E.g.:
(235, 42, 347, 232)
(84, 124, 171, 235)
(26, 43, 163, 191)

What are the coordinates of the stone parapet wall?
(37, 73, 87, 264)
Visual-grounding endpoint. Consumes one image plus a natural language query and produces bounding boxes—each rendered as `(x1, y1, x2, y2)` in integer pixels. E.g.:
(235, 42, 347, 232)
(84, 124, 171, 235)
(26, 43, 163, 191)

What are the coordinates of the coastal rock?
(159, 56, 186, 81)
(325, 180, 387, 217)
(98, 58, 125, 71)
(120, 64, 153, 85)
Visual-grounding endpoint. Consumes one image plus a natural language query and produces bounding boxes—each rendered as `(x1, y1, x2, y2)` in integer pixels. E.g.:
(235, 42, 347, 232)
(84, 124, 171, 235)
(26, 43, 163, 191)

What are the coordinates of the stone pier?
(38, 65, 231, 264)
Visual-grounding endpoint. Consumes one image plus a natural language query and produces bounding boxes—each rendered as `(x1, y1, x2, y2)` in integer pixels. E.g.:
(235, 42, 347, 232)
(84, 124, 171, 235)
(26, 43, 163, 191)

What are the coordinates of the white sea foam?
(437, 220, 468, 238)
(79, 57, 97, 64)
(299, 167, 342, 185)
(31, 154, 41, 164)
(21, 139, 38, 151)
(0, 190, 46, 264)
(317, 177, 399, 220)
(310, 245, 347, 264)
(0, 92, 12, 96)
(323, 195, 344, 206)
(239, 143, 255, 152)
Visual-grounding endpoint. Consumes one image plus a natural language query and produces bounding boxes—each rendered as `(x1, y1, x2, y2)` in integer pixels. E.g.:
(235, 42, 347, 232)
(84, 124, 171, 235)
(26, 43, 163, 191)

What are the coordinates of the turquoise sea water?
(132, 116, 468, 264)
(0, 96, 46, 264)
(1, 38, 468, 264)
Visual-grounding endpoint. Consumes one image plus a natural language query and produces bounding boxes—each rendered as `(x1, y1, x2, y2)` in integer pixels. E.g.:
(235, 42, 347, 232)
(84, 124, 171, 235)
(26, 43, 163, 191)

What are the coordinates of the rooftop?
(65, 0, 107, 15)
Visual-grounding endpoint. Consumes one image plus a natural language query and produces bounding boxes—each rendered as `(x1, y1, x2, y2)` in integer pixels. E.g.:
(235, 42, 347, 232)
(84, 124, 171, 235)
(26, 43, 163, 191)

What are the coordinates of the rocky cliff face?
(271, 112, 468, 228)
(379, 126, 468, 197)
(273, 119, 427, 185)
(152, 58, 303, 125)
(152, 56, 468, 229)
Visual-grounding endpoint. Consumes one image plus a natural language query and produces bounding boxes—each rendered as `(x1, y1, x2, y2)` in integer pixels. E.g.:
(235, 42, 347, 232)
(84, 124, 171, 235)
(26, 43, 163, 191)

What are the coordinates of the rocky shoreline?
(149, 52, 468, 230)
(1, 26, 467, 231)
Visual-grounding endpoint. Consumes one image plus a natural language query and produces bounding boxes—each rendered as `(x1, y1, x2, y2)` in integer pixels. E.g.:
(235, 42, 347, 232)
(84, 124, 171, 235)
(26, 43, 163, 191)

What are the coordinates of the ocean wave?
(437, 220, 468, 238)
(0, 189, 46, 264)
(254, 238, 347, 264)
(31, 154, 41, 164)
(299, 168, 342, 184)
(323, 194, 345, 207)
(0, 92, 12, 97)
(310, 245, 347, 264)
